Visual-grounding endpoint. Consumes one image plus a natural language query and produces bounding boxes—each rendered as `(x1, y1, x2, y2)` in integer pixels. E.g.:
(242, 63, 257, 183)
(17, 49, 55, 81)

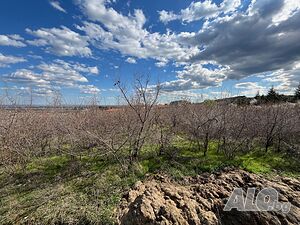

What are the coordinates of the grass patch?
(138, 140, 300, 178)
(237, 149, 300, 175)
(26, 155, 70, 176)
(0, 154, 140, 225)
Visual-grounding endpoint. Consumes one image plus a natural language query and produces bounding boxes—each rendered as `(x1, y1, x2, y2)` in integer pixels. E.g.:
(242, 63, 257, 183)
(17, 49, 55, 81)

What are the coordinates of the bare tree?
(114, 76, 160, 159)
(153, 106, 174, 156)
(182, 102, 219, 156)
(260, 106, 280, 152)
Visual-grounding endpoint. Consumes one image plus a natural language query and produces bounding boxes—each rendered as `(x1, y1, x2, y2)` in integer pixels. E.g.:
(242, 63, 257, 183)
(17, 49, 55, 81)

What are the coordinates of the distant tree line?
(254, 84, 300, 104)
(170, 84, 300, 107)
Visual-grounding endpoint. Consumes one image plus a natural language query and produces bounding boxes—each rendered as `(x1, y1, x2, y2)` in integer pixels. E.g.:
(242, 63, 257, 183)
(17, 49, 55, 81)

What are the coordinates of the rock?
(118, 169, 300, 225)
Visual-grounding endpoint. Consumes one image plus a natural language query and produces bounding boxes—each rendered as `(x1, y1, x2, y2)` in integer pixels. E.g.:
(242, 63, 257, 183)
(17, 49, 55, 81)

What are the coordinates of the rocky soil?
(118, 169, 300, 225)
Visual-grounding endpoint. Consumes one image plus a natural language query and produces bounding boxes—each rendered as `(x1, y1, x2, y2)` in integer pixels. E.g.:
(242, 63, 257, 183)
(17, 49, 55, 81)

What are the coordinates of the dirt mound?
(117, 169, 300, 225)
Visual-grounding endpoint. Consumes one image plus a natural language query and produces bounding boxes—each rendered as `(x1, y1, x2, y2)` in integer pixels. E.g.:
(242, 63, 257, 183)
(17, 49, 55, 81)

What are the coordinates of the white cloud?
(272, 0, 300, 24)
(0, 86, 55, 98)
(53, 59, 99, 75)
(234, 61, 300, 96)
(159, 0, 241, 23)
(155, 59, 168, 67)
(77, 0, 146, 34)
(235, 82, 263, 89)
(0, 53, 26, 67)
(78, 21, 199, 63)
(8, 69, 50, 87)
(37, 62, 89, 85)
(76, 0, 200, 63)
(75, 0, 229, 93)
(49, 1, 67, 13)
(0, 34, 26, 47)
(28, 54, 43, 60)
(3, 60, 99, 96)
(125, 57, 137, 64)
(186, 0, 300, 86)
(160, 63, 227, 92)
(89, 66, 99, 74)
(159, 90, 208, 103)
(235, 82, 267, 96)
(78, 85, 100, 94)
(33, 87, 55, 97)
(262, 64, 300, 93)
(27, 39, 48, 47)
(158, 10, 179, 24)
(26, 26, 92, 57)
(10, 0, 297, 96)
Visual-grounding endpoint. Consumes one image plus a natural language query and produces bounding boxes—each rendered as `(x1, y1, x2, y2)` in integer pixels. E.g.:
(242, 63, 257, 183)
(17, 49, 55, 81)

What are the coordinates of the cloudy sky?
(0, 0, 300, 105)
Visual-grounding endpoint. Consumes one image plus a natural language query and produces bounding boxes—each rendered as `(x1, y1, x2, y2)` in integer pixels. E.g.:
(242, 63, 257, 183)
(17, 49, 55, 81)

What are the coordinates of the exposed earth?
(118, 169, 300, 225)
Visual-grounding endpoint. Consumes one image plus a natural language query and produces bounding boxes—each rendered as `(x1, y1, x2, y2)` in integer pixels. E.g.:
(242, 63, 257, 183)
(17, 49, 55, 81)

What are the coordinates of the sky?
(0, 0, 300, 105)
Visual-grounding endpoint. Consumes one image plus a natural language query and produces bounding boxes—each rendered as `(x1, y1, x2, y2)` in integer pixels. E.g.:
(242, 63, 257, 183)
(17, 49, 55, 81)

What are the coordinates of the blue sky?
(0, 0, 300, 105)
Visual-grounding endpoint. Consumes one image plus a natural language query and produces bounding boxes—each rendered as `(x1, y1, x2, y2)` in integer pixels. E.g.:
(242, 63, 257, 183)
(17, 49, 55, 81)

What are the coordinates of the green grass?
(137, 139, 300, 179)
(26, 155, 70, 176)
(236, 149, 300, 175)
(0, 154, 140, 225)
(0, 139, 299, 224)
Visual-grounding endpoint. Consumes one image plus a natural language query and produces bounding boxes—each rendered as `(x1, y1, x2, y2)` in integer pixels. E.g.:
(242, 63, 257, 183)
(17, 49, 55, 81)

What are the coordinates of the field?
(0, 100, 299, 224)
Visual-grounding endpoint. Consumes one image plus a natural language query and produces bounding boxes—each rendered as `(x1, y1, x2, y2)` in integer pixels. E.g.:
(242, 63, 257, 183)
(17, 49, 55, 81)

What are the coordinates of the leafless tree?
(152, 106, 175, 156)
(114, 76, 160, 159)
(181, 102, 219, 156)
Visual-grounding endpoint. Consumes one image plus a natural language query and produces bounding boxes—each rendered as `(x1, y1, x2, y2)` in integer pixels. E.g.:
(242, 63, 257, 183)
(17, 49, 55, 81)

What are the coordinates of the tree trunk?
(203, 133, 209, 156)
